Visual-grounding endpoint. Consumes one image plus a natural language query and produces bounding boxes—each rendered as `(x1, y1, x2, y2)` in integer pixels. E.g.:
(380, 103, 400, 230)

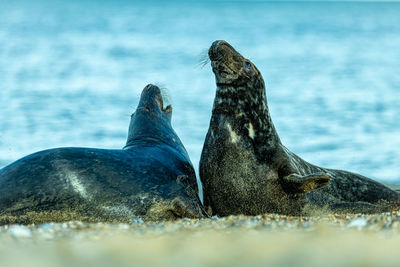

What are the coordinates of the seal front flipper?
(281, 173, 331, 194)
(145, 195, 207, 221)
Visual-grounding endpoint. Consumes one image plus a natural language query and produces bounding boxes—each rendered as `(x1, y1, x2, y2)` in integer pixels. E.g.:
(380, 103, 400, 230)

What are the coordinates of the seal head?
(209, 40, 262, 88)
(124, 84, 186, 156)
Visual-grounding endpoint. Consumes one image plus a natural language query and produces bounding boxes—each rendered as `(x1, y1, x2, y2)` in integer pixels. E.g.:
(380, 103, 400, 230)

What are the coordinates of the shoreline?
(2, 212, 400, 234)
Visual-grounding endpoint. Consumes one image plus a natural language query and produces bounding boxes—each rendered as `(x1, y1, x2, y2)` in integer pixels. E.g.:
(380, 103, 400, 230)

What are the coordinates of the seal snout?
(209, 40, 245, 87)
(138, 84, 171, 114)
(208, 40, 233, 61)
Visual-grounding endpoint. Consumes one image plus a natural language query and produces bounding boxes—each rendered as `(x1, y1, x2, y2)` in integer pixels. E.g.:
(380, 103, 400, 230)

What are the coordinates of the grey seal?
(200, 40, 400, 216)
(0, 84, 205, 224)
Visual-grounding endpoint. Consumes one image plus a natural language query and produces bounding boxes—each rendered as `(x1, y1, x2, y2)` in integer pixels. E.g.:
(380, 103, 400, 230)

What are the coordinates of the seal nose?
(209, 40, 224, 61)
(143, 84, 161, 95)
(209, 40, 233, 61)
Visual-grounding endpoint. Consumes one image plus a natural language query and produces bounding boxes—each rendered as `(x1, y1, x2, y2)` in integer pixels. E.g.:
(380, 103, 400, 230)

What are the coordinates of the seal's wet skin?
(200, 40, 400, 216)
(0, 84, 205, 224)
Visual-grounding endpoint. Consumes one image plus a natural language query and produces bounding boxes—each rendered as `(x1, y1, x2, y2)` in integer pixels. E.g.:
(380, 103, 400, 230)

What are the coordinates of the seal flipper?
(282, 173, 331, 194)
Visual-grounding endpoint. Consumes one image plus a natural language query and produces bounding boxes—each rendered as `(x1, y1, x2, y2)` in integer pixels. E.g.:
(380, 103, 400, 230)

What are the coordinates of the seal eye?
(243, 61, 252, 71)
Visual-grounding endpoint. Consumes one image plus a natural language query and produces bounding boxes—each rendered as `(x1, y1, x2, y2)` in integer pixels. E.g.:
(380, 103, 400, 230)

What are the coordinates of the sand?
(1, 213, 400, 267)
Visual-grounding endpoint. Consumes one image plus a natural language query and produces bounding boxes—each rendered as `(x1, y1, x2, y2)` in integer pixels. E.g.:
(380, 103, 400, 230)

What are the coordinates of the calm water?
(1, 1, 400, 185)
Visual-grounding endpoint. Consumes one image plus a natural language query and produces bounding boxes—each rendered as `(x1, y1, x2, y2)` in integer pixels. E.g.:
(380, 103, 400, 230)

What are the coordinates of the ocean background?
(1, 0, 399, 191)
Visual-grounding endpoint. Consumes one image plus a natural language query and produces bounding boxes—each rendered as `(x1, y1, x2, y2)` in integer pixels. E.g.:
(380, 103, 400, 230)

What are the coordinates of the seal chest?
(200, 40, 400, 216)
(0, 84, 206, 224)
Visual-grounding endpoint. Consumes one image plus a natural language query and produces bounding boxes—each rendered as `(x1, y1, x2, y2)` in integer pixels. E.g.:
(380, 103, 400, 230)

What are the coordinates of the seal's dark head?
(124, 84, 187, 156)
(209, 40, 263, 90)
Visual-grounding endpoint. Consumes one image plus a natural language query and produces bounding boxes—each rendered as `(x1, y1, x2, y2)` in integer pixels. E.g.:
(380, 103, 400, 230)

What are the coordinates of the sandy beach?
(1, 213, 400, 267)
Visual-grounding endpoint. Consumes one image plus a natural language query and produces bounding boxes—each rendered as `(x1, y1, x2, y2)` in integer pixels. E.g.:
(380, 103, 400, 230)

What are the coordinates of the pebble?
(131, 218, 144, 224)
(7, 225, 32, 238)
(346, 217, 368, 229)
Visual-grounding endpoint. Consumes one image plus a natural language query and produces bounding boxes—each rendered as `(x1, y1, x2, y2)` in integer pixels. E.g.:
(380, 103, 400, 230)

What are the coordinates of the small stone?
(346, 217, 367, 229)
(8, 225, 32, 238)
(40, 223, 54, 230)
(131, 218, 144, 224)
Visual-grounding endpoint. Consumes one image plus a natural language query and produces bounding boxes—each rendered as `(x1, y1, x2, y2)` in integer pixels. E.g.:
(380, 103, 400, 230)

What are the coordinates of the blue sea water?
(0, 1, 400, 187)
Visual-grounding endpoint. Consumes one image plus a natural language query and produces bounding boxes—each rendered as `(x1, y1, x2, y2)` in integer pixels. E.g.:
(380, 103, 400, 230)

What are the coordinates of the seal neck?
(123, 111, 189, 159)
(213, 80, 281, 160)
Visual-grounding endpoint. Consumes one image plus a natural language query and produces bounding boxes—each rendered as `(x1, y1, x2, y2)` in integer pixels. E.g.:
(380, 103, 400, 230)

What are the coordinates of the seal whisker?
(154, 83, 172, 109)
(196, 48, 211, 69)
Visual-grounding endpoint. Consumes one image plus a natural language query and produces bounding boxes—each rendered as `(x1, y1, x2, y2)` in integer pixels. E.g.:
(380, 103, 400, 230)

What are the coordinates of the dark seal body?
(0, 85, 205, 224)
(200, 40, 400, 216)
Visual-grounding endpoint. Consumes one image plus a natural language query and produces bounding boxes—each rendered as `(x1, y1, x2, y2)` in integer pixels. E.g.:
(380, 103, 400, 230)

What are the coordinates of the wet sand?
(1, 213, 400, 267)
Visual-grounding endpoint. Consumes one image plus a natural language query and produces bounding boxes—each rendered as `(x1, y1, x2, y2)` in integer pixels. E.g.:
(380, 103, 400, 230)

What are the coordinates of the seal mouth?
(157, 86, 172, 114)
(158, 95, 172, 114)
(162, 104, 172, 114)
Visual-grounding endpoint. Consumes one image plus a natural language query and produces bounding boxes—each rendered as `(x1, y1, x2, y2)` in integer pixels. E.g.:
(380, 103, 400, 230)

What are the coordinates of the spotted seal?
(0, 84, 205, 224)
(200, 40, 400, 216)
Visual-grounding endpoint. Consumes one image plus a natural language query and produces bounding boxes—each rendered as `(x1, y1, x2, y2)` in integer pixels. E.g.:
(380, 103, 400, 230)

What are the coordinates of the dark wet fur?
(200, 40, 400, 216)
